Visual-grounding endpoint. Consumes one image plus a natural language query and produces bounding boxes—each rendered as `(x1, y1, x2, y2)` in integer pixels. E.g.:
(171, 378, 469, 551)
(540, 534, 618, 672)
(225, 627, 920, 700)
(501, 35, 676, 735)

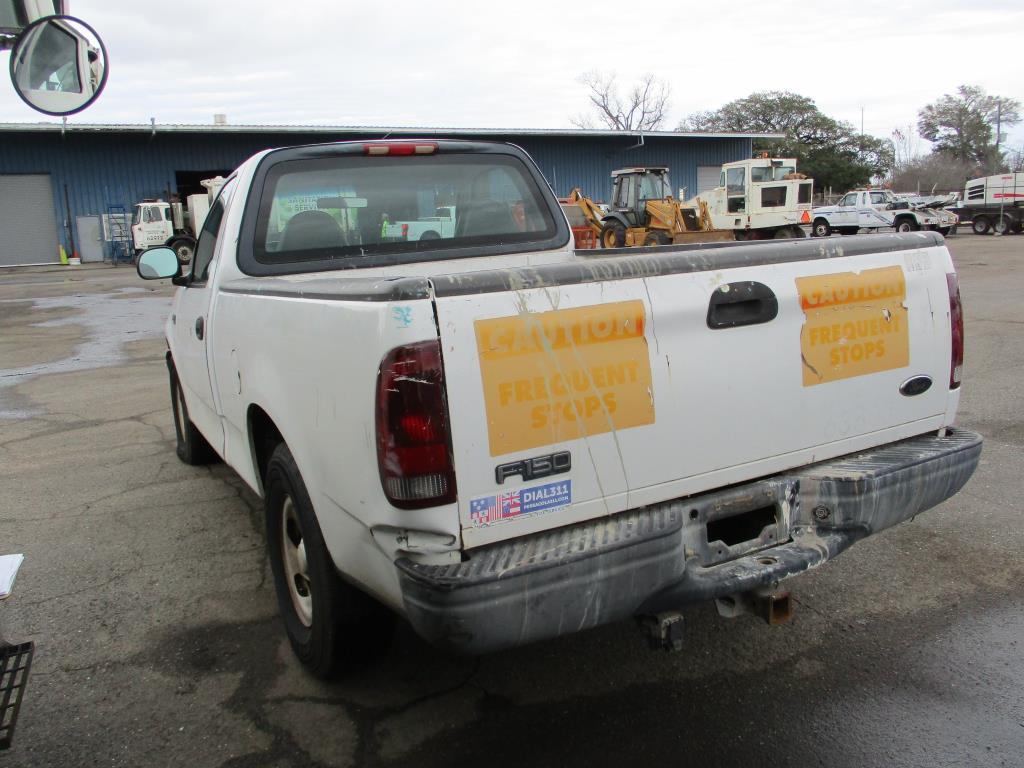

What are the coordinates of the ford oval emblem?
(899, 375, 933, 397)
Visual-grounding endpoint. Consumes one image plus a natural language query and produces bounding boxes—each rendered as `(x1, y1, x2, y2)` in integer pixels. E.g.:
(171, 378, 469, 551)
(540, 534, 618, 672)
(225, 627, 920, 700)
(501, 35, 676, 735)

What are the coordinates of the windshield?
(253, 153, 557, 266)
(637, 173, 669, 200)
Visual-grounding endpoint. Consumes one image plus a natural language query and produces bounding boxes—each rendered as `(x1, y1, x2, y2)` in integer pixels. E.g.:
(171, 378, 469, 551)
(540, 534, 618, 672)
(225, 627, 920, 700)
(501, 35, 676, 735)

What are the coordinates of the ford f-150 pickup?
(136, 139, 981, 678)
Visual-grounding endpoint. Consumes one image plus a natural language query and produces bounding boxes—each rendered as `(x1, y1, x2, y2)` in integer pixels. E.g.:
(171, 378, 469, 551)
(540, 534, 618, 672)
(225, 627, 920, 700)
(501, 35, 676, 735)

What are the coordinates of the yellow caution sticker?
(796, 266, 909, 386)
(475, 300, 655, 456)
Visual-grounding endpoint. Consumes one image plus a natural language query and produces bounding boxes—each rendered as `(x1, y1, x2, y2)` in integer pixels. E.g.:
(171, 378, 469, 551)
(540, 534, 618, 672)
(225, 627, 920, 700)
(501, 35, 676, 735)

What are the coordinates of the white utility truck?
(811, 188, 958, 237)
(131, 176, 226, 263)
(690, 157, 813, 239)
(955, 172, 1023, 235)
(136, 139, 980, 677)
(383, 206, 456, 242)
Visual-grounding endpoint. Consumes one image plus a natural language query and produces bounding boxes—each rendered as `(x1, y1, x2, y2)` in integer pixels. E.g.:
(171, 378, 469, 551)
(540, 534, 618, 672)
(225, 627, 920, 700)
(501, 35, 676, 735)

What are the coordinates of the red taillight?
(947, 272, 963, 389)
(363, 142, 438, 156)
(401, 223, 409, 239)
(376, 340, 456, 509)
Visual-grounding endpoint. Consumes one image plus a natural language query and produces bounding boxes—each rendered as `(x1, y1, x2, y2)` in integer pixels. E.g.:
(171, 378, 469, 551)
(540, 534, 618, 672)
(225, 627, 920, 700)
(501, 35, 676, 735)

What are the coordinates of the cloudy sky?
(2, 0, 1022, 149)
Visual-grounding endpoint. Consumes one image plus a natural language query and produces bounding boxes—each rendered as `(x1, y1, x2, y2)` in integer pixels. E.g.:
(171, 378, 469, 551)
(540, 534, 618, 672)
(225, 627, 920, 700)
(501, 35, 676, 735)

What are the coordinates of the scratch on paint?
(641, 277, 661, 356)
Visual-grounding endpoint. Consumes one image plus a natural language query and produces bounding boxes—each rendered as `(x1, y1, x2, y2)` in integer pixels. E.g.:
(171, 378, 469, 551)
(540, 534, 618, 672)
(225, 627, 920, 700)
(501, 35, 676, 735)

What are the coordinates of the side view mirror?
(9, 15, 109, 117)
(137, 247, 181, 280)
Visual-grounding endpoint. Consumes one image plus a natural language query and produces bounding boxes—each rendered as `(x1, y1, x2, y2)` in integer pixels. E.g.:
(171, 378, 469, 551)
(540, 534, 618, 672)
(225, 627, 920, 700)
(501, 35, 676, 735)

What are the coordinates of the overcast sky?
(2, 0, 1022, 150)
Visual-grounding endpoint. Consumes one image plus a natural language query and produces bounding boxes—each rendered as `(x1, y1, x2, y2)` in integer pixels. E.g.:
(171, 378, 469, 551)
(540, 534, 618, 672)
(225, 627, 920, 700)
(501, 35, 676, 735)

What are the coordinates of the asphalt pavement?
(0, 235, 1021, 767)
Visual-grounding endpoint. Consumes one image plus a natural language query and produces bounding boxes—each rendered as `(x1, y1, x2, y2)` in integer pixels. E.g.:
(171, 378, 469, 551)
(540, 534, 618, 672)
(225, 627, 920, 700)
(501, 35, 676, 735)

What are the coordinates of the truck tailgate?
(432, 235, 956, 548)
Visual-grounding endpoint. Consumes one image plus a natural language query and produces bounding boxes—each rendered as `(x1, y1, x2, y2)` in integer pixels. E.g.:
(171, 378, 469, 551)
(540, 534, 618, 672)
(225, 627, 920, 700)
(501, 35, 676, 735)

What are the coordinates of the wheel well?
(601, 213, 629, 230)
(248, 405, 284, 486)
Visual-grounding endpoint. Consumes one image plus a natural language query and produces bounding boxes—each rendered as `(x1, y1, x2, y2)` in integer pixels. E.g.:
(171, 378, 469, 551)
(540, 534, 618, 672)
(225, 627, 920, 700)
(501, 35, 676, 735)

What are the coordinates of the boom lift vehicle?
(692, 156, 813, 239)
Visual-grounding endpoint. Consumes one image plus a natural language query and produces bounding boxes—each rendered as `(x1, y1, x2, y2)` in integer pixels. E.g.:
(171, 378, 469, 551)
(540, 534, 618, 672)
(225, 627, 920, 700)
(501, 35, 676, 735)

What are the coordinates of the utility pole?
(995, 98, 1002, 155)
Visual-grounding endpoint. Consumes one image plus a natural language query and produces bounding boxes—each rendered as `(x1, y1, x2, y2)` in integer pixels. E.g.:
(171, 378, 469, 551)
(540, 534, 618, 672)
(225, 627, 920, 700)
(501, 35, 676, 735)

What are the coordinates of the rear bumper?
(397, 428, 982, 653)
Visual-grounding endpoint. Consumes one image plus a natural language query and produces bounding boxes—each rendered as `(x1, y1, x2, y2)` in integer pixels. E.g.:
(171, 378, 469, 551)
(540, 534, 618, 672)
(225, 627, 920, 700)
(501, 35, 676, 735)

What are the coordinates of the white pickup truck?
(136, 139, 980, 677)
(382, 205, 457, 242)
(811, 188, 958, 237)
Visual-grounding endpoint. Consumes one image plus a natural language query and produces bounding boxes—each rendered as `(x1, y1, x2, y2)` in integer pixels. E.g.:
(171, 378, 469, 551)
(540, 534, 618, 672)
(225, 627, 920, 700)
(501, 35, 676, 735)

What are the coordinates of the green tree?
(917, 85, 1021, 168)
(680, 91, 893, 192)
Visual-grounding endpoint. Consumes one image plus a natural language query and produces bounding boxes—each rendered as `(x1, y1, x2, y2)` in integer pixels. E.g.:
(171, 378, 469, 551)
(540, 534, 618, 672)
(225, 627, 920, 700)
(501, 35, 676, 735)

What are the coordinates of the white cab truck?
(811, 188, 958, 238)
(691, 157, 813, 239)
(955, 172, 1023, 235)
(131, 176, 226, 263)
(136, 139, 980, 677)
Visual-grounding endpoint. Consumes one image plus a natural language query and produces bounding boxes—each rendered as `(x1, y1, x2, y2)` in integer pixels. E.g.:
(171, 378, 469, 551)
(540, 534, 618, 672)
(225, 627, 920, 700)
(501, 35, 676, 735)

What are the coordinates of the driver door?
(171, 180, 235, 451)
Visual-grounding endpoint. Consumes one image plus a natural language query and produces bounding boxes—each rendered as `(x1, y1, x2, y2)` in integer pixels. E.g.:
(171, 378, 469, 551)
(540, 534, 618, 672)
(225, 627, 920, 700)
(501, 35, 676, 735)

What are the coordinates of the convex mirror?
(9, 15, 108, 116)
(137, 247, 181, 280)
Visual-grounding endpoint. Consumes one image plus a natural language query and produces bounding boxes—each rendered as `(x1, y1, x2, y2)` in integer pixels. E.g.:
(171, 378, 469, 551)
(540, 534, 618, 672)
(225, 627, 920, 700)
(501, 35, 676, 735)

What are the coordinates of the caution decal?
(475, 300, 655, 456)
(796, 266, 909, 386)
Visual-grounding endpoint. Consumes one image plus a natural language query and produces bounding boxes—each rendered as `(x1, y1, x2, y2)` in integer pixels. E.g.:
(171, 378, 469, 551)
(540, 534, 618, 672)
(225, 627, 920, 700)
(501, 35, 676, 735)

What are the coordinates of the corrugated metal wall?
(0, 130, 751, 253)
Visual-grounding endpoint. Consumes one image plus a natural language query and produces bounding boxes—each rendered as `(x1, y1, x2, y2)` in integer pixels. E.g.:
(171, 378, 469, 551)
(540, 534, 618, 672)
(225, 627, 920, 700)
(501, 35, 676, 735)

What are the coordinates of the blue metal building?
(0, 123, 766, 265)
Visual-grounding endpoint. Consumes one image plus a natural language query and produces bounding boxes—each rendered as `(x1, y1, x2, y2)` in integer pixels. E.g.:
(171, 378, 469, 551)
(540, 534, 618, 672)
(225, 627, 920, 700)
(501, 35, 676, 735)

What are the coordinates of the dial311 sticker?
(469, 480, 572, 527)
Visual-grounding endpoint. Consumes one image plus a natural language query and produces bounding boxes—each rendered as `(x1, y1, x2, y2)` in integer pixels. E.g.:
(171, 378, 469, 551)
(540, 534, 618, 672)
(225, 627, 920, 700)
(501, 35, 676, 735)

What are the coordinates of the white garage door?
(697, 166, 722, 195)
(0, 175, 60, 266)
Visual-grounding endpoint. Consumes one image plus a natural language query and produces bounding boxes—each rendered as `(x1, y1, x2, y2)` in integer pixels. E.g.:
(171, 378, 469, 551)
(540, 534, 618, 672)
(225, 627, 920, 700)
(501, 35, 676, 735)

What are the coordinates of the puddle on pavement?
(0, 290, 172, 419)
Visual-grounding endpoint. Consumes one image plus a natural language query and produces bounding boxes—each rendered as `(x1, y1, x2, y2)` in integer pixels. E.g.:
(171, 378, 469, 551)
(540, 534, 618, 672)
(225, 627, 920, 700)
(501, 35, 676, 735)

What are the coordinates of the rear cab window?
(239, 142, 569, 276)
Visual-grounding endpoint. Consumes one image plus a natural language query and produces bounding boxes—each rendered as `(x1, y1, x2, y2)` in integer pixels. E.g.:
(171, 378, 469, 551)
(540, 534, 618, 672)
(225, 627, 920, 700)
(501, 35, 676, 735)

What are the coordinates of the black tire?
(418, 230, 440, 241)
(600, 221, 626, 248)
(937, 226, 952, 237)
(643, 231, 670, 246)
(168, 361, 217, 465)
(812, 219, 831, 238)
(840, 227, 860, 236)
(993, 215, 1014, 236)
(893, 218, 918, 233)
(170, 238, 195, 265)
(264, 443, 394, 679)
(773, 228, 791, 239)
(971, 216, 990, 235)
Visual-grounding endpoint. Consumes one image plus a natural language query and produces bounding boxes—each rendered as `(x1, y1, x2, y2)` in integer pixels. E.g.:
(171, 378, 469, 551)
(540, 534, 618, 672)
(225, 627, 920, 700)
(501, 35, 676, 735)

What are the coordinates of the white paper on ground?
(0, 554, 24, 599)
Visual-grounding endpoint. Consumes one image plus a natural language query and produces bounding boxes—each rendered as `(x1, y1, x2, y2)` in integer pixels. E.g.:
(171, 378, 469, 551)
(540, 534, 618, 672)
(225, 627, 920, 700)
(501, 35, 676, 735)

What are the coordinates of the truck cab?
(131, 201, 174, 251)
(695, 157, 813, 239)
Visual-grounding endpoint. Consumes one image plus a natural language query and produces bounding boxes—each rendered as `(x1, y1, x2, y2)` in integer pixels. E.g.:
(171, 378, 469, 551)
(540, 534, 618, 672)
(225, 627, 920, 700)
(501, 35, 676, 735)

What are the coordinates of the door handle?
(195, 316, 205, 340)
(707, 282, 778, 329)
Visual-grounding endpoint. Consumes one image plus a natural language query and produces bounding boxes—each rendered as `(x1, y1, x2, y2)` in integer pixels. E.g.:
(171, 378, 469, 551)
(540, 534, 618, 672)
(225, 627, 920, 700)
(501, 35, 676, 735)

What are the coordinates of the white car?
(812, 189, 957, 237)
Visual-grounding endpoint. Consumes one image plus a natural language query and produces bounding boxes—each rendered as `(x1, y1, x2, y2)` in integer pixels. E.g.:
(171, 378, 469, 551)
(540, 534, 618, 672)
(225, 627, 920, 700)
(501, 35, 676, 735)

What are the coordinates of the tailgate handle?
(707, 282, 778, 329)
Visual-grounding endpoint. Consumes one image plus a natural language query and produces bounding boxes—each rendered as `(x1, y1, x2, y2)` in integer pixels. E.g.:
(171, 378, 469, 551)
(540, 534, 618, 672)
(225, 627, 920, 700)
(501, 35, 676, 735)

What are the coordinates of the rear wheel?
(993, 215, 1014, 235)
(971, 216, 990, 235)
(894, 218, 918, 233)
(168, 361, 217, 465)
(812, 219, 831, 238)
(600, 221, 626, 248)
(937, 226, 952, 237)
(265, 443, 394, 679)
(773, 228, 791, 239)
(418, 230, 440, 241)
(170, 238, 195, 265)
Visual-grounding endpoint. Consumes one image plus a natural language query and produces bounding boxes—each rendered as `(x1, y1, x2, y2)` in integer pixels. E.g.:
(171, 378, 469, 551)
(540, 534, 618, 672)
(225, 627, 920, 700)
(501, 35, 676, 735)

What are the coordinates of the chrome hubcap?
(281, 496, 312, 627)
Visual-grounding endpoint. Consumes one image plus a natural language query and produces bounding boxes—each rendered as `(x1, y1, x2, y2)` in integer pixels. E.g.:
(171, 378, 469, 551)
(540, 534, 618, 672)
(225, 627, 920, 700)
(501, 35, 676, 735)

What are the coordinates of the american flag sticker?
(469, 480, 572, 527)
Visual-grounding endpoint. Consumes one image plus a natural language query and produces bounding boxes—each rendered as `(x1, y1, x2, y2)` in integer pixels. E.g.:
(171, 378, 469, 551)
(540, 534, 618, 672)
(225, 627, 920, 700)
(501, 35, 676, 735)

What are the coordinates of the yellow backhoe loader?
(561, 166, 734, 249)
